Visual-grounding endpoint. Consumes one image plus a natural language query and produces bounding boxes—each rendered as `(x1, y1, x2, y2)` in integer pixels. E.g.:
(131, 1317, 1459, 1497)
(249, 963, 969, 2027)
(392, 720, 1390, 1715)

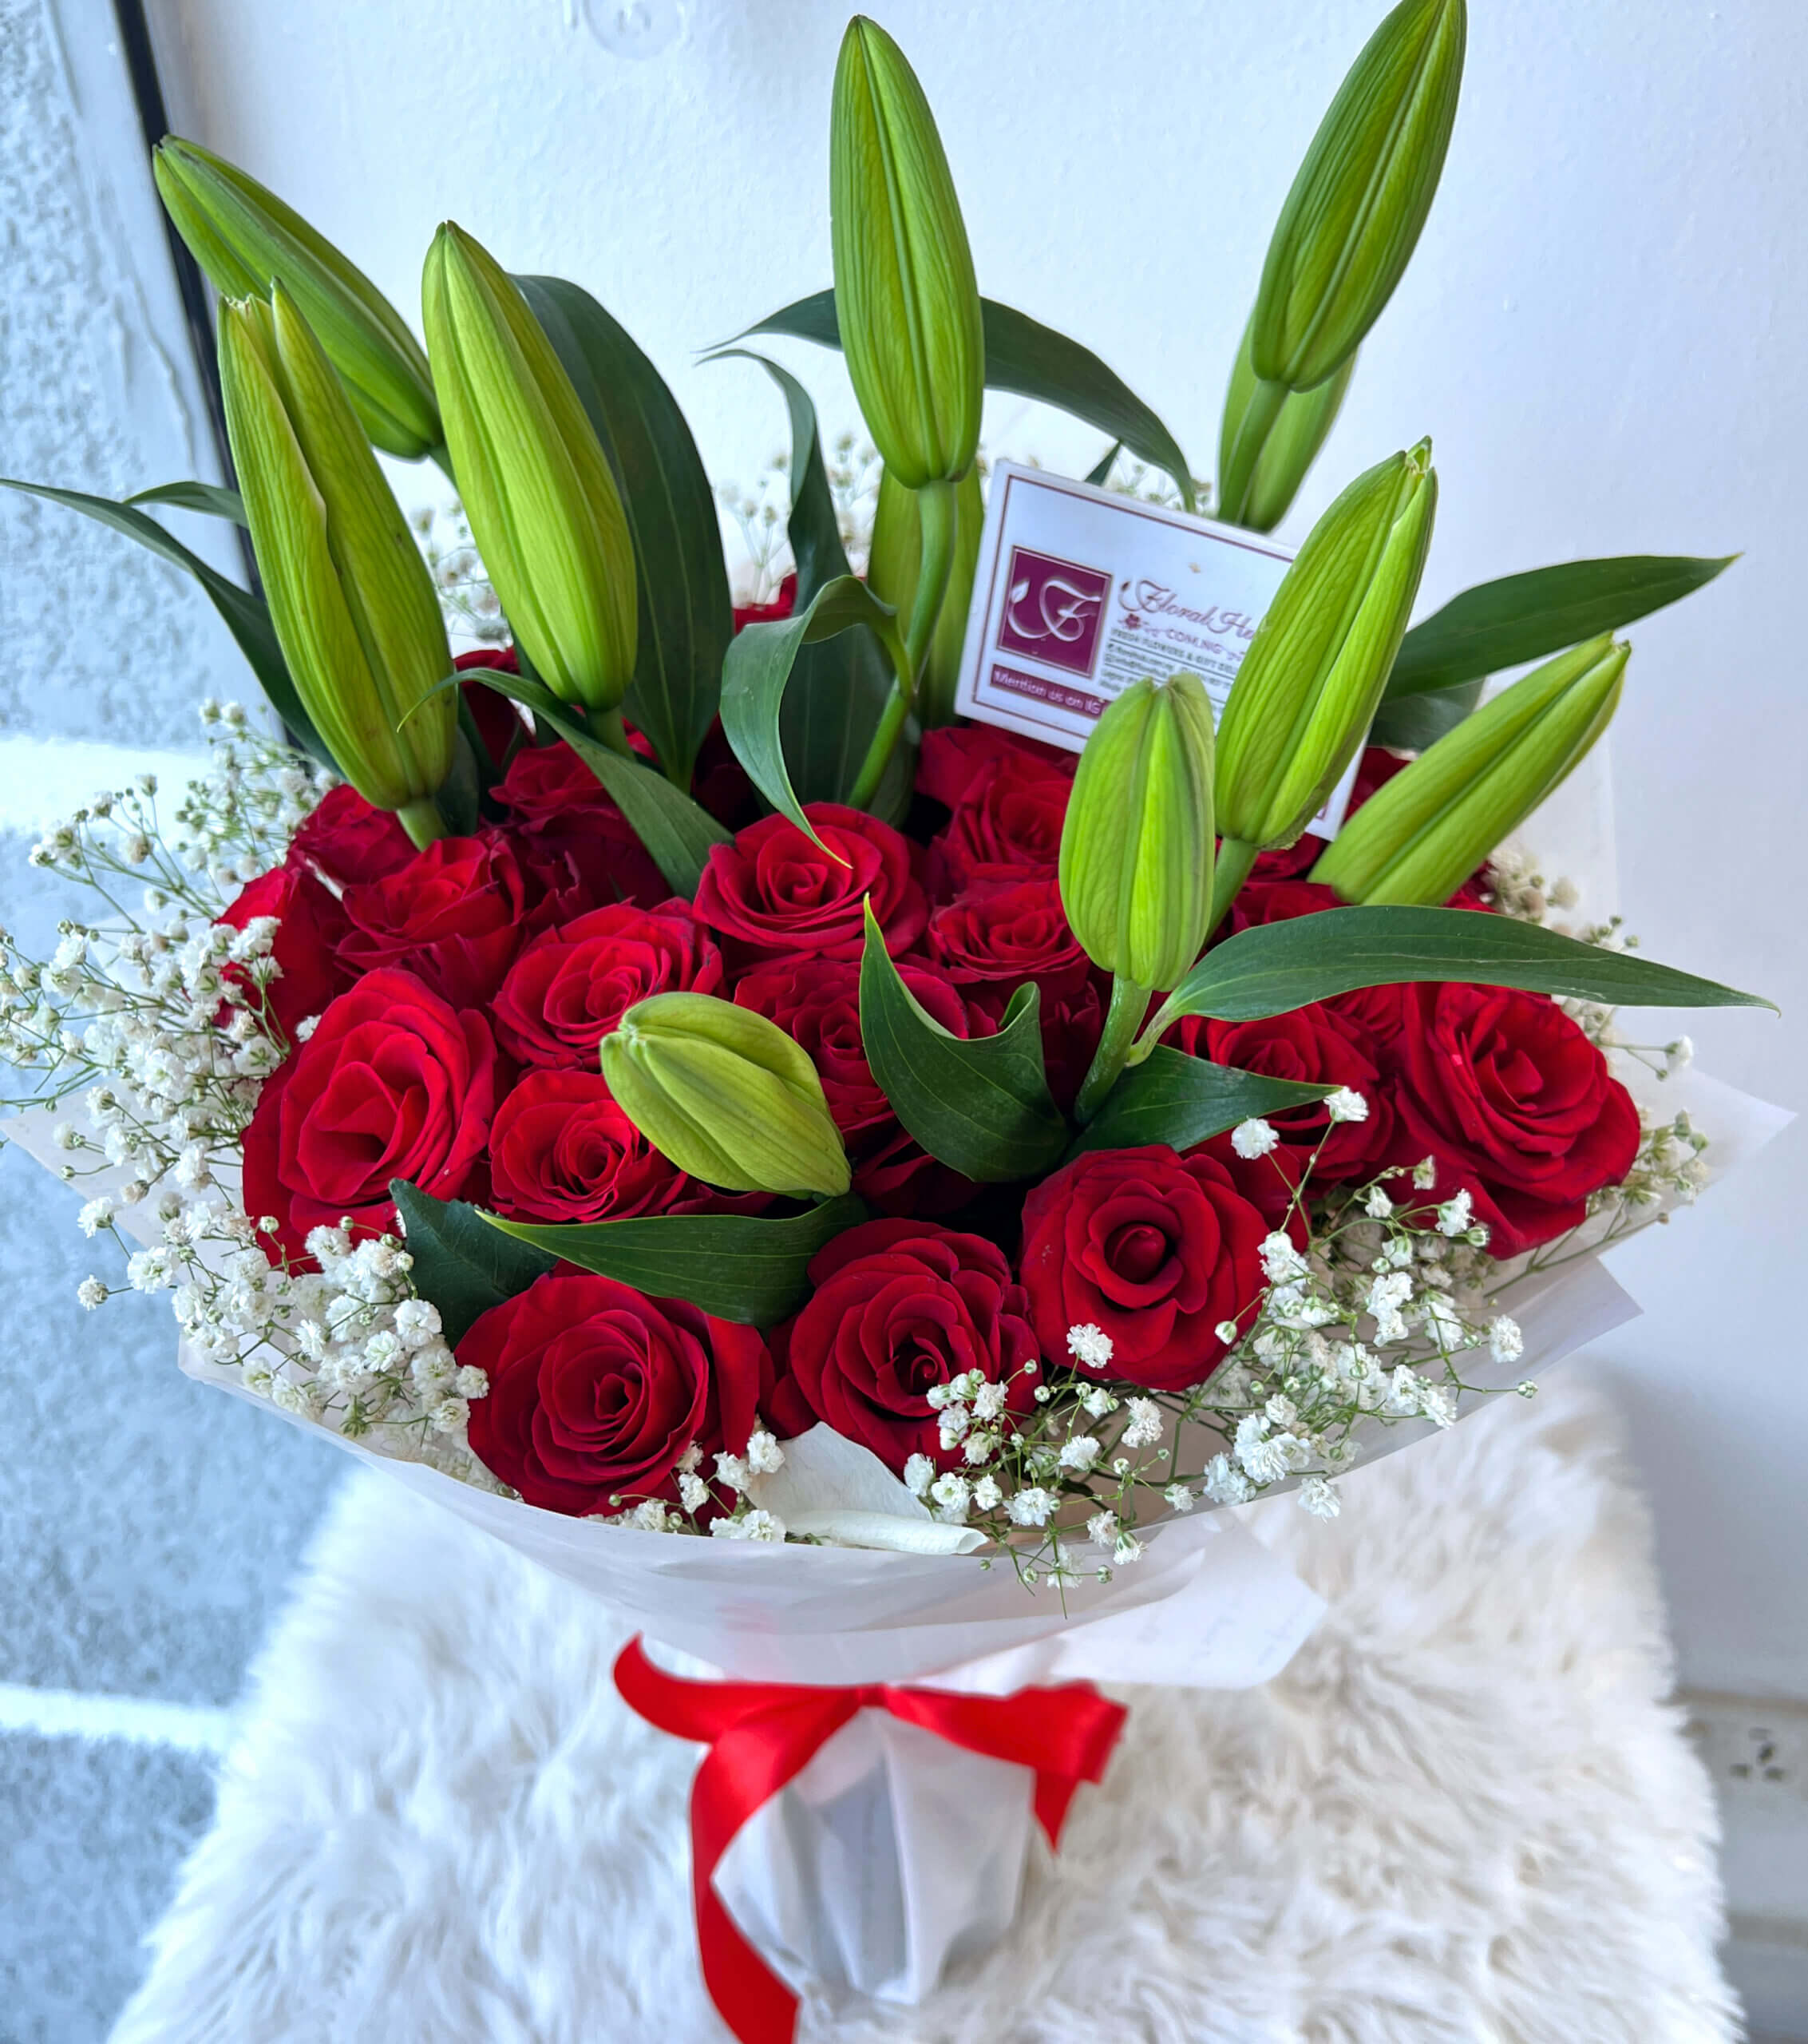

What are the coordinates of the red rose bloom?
(694, 803, 926, 961)
(1386, 983, 1641, 1255)
(925, 876, 1090, 993)
(489, 900, 723, 1071)
(926, 747, 1073, 895)
(216, 864, 353, 1040)
(732, 573, 797, 633)
(453, 648, 528, 768)
(286, 783, 413, 888)
(337, 830, 537, 1008)
(462, 1271, 772, 1517)
(769, 1218, 1038, 1475)
(690, 718, 761, 833)
(1018, 1145, 1269, 1392)
(1193, 1004, 1392, 1179)
(1228, 877, 1341, 933)
(493, 740, 666, 909)
(489, 1068, 699, 1225)
(916, 723, 1074, 810)
(242, 968, 500, 1264)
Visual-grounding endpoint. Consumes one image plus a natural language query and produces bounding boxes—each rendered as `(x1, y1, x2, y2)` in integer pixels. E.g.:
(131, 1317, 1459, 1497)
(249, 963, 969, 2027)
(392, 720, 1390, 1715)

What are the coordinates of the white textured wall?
(146, 0, 1806, 1698)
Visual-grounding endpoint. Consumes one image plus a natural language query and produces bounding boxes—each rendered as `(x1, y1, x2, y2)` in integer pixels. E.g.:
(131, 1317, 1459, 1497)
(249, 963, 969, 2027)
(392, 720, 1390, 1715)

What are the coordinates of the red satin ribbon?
(614, 1638, 1127, 2044)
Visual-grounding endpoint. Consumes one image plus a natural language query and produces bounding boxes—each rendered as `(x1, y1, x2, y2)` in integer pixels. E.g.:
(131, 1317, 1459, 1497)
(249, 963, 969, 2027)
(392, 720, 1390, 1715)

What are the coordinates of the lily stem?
(848, 476, 957, 811)
(1208, 837, 1261, 937)
(395, 794, 453, 850)
(1073, 975, 1153, 1126)
(1217, 376, 1288, 529)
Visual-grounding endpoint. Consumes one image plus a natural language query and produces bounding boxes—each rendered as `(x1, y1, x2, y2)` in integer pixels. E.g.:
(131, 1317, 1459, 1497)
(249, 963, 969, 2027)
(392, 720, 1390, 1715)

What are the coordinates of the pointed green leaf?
(516, 275, 733, 786)
(1084, 441, 1122, 487)
(858, 903, 1069, 1181)
(485, 1194, 868, 1326)
(719, 574, 906, 854)
(1387, 554, 1737, 698)
(391, 1179, 556, 1346)
(124, 480, 248, 525)
(738, 290, 1197, 510)
(1066, 1046, 1334, 1159)
(453, 663, 727, 897)
(1152, 905, 1773, 1031)
(1, 477, 330, 765)
(1369, 675, 1484, 749)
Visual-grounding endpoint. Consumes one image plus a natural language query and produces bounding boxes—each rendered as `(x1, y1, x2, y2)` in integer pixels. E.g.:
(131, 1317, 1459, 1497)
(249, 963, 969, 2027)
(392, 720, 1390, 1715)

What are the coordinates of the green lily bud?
(421, 223, 638, 715)
(218, 289, 453, 844)
(599, 993, 851, 1199)
(153, 137, 439, 461)
(1218, 316, 1356, 534)
(867, 463, 983, 727)
(1312, 634, 1628, 906)
(831, 18, 983, 488)
(1215, 440, 1436, 853)
(1252, 0, 1465, 392)
(1059, 672, 1217, 992)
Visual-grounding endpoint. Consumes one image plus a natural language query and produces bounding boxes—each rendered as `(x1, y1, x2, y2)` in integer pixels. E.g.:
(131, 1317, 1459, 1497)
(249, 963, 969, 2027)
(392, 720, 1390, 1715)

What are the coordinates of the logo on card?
(995, 547, 1110, 677)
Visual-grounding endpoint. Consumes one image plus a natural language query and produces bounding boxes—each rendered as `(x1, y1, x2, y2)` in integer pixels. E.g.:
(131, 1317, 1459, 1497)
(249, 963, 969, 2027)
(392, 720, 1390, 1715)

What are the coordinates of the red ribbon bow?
(614, 1638, 1127, 2044)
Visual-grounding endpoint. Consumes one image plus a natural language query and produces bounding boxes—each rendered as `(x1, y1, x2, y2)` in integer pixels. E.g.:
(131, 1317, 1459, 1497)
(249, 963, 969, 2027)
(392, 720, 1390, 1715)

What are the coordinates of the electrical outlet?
(1682, 1691, 1808, 1805)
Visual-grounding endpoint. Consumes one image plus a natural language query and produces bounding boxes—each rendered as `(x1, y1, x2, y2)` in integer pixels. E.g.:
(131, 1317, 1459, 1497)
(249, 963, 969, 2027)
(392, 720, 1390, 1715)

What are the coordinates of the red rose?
(1018, 1145, 1268, 1392)
(493, 740, 666, 909)
(242, 968, 500, 1264)
(489, 899, 723, 1071)
(966, 976, 1103, 1113)
(453, 649, 528, 769)
(216, 864, 353, 1040)
(690, 718, 761, 833)
(732, 573, 797, 633)
(1191, 1004, 1392, 1179)
(694, 803, 926, 961)
(770, 1218, 1038, 1475)
(286, 784, 413, 888)
(916, 723, 1074, 810)
(925, 876, 1090, 993)
(337, 830, 537, 1008)
(1386, 984, 1640, 1255)
(1188, 1128, 1307, 1241)
(489, 1068, 698, 1224)
(926, 747, 1072, 895)
(1228, 877, 1341, 933)
(462, 1271, 772, 1517)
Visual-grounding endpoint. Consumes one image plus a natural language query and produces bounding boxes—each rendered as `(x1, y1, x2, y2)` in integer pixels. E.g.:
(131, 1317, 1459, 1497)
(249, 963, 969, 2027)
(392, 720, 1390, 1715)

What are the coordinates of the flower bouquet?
(1, 4, 1783, 2036)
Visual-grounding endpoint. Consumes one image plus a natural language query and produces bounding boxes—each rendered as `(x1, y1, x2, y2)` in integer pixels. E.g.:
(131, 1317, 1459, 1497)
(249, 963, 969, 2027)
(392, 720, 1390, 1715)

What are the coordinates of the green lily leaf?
(1066, 1047, 1334, 1159)
(124, 479, 248, 525)
(859, 902, 1069, 1181)
(720, 572, 905, 854)
(453, 663, 727, 897)
(0, 477, 330, 766)
(1387, 554, 1737, 699)
(1369, 675, 1485, 750)
(516, 275, 733, 790)
(738, 290, 1197, 510)
(1151, 905, 1774, 1032)
(1084, 441, 1122, 487)
(391, 1180, 556, 1347)
(485, 1194, 868, 1326)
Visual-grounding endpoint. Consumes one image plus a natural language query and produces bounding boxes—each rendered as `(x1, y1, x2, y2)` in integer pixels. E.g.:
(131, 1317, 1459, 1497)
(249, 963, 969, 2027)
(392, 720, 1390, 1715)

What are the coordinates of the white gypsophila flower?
(1234, 1413, 1308, 1485)
(937, 1403, 971, 1445)
(903, 1452, 936, 1498)
(629, 1499, 682, 1533)
(1202, 1452, 1254, 1506)
(1121, 1397, 1163, 1448)
(1260, 1231, 1308, 1284)
(962, 1430, 997, 1466)
(1415, 1379, 1457, 1428)
(1299, 1476, 1341, 1519)
(677, 1442, 703, 1475)
(971, 1379, 1007, 1421)
(1114, 1532, 1145, 1565)
(1412, 1155, 1438, 1190)
(1324, 1087, 1368, 1124)
(1363, 1185, 1394, 1220)
(1231, 1117, 1279, 1159)
(76, 1276, 106, 1309)
(453, 1366, 488, 1400)
(77, 1196, 114, 1237)
(1066, 1322, 1114, 1371)
(1436, 1188, 1474, 1237)
(710, 1508, 785, 1542)
(972, 1473, 1002, 1511)
(1081, 1385, 1118, 1419)
(1086, 1509, 1119, 1547)
(678, 1472, 710, 1513)
(429, 1396, 469, 1434)
(714, 1452, 752, 1494)
(929, 1472, 971, 1523)
(1488, 1315, 1524, 1365)
(746, 1428, 785, 1476)
(52, 1121, 78, 1151)
(1264, 1393, 1298, 1429)
(1005, 1486, 1057, 1527)
(1214, 1317, 1242, 1344)
(1366, 1270, 1414, 1345)
(392, 1297, 442, 1349)
(1164, 1482, 1195, 1513)
(1058, 1435, 1100, 1474)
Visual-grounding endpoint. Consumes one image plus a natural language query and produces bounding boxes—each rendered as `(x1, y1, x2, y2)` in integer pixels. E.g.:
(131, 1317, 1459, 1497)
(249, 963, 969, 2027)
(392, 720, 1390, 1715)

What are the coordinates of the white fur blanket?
(109, 1378, 1738, 2043)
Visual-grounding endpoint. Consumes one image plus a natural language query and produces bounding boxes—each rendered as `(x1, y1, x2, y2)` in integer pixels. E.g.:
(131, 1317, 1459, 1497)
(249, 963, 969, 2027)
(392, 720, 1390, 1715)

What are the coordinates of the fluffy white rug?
(109, 1377, 1739, 2044)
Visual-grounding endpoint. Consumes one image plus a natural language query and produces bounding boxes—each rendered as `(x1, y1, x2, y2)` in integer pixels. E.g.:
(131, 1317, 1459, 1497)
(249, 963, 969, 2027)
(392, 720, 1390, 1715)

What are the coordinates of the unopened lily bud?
(1252, 0, 1465, 393)
(219, 289, 453, 844)
(600, 993, 851, 1199)
(421, 223, 637, 713)
(154, 137, 439, 460)
(1060, 672, 1216, 992)
(1216, 441, 1436, 851)
(867, 463, 983, 727)
(1218, 316, 1356, 535)
(831, 17, 983, 487)
(1312, 634, 1628, 906)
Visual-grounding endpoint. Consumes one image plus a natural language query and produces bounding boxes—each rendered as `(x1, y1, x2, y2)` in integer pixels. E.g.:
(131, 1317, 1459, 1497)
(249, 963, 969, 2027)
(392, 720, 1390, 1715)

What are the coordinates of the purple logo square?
(995, 547, 1111, 677)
